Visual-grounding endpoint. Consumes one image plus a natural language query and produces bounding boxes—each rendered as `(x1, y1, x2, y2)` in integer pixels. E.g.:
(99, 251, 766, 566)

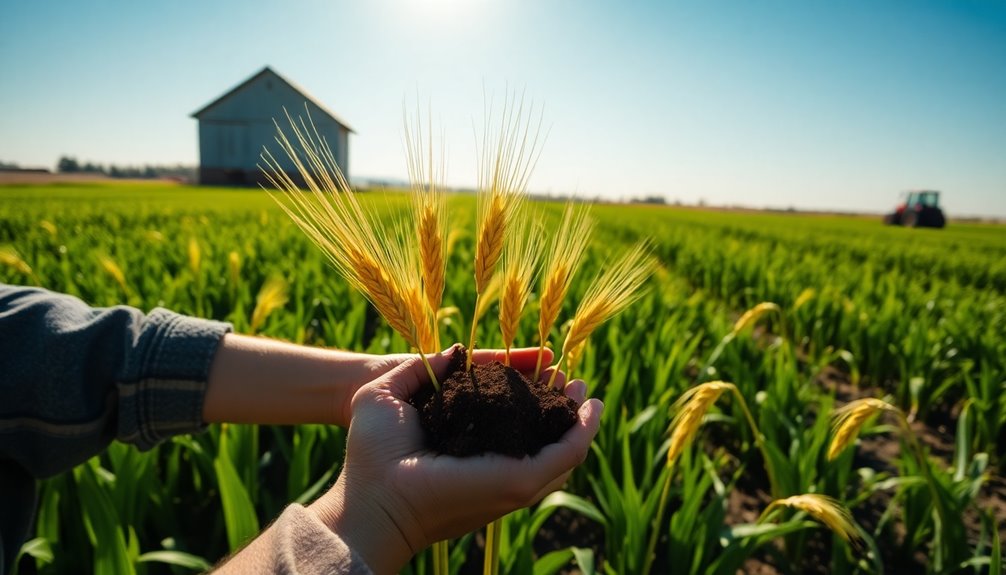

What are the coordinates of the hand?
(309, 345, 604, 575)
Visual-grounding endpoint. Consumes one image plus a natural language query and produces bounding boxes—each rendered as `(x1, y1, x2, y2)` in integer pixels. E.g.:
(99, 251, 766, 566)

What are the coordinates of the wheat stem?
(643, 462, 675, 575)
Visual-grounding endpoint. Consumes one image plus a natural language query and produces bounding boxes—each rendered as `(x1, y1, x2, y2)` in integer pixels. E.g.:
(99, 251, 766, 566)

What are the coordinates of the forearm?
(203, 334, 400, 428)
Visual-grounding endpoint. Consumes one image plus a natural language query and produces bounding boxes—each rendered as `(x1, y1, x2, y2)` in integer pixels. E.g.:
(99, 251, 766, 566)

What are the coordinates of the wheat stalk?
(260, 106, 439, 387)
(188, 237, 202, 275)
(534, 203, 592, 379)
(793, 288, 816, 310)
(1, 247, 33, 277)
(760, 494, 863, 548)
(732, 301, 780, 335)
(644, 381, 731, 575)
(666, 381, 733, 466)
(228, 251, 241, 288)
(827, 397, 900, 461)
(404, 104, 448, 351)
(498, 215, 543, 365)
(547, 241, 653, 387)
(565, 339, 587, 380)
(98, 254, 130, 296)
(250, 276, 289, 333)
(467, 94, 544, 367)
(644, 380, 778, 574)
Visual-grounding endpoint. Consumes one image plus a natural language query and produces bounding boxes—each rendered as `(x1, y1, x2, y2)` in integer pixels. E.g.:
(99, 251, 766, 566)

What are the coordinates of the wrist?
(310, 475, 416, 575)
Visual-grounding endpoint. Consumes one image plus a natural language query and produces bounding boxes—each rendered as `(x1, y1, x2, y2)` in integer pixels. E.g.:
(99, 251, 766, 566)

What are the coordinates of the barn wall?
(197, 71, 350, 185)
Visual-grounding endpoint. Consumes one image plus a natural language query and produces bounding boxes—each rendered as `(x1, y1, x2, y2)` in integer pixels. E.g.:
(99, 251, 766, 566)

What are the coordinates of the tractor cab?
(884, 190, 946, 228)
(906, 191, 940, 210)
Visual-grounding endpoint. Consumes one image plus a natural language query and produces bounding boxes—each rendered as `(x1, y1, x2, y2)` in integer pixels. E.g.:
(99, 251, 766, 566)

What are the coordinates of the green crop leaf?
(214, 450, 260, 551)
(137, 550, 212, 571)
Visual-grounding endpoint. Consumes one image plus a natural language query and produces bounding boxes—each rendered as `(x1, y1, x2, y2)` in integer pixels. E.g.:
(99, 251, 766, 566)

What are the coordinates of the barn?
(191, 66, 354, 186)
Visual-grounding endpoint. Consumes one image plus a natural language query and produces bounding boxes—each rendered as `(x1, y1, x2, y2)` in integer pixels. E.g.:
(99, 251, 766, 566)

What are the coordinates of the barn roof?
(190, 66, 355, 133)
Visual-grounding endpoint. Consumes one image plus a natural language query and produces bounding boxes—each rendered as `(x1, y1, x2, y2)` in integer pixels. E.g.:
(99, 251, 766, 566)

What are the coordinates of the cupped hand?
(310, 345, 603, 575)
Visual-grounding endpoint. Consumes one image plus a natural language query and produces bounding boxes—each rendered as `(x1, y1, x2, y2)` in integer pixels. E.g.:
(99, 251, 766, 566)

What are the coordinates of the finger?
(471, 347, 552, 373)
(541, 366, 566, 390)
(563, 379, 587, 405)
(523, 398, 603, 486)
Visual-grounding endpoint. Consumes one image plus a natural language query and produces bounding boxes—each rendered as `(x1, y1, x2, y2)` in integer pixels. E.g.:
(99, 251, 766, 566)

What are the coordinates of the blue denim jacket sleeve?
(0, 284, 232, 478)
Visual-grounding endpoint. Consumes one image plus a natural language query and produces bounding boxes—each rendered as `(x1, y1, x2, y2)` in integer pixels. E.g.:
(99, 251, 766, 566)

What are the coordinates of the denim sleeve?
(0, 284, 232, 478)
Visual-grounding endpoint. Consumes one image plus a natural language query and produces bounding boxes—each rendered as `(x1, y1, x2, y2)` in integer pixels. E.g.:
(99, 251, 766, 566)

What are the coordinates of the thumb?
(381, 344, 464, 400)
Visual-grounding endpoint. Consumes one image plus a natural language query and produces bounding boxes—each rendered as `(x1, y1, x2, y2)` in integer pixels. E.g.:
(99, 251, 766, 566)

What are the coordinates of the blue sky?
(1, 0, 1004, 216)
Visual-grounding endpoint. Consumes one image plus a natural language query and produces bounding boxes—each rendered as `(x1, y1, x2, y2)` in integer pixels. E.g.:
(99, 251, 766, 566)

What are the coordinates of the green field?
(3, 183, 1005, 574)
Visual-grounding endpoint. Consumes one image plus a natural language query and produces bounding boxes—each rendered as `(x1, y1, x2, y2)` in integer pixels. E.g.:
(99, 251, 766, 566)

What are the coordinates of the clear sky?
(2, 0, 1004, 216)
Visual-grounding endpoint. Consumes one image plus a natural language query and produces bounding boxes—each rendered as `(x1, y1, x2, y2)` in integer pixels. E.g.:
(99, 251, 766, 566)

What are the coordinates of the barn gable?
(191, 67, 352, 186)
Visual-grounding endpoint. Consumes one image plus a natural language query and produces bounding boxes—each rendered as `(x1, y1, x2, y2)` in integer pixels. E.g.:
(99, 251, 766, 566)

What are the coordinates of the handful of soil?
(410, 346, 579, 457)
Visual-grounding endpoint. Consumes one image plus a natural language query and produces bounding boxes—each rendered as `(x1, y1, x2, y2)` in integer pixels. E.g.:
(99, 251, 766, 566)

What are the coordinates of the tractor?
(883, 190, 946, 228)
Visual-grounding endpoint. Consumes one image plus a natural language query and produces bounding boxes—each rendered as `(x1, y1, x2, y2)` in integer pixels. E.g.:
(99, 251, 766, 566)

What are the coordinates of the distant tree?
(57, 156, 80, 173)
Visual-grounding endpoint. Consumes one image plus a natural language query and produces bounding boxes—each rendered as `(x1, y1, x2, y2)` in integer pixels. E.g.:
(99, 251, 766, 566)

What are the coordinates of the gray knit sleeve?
(272, 505, 374, 575)
(0, 284, 231, 478)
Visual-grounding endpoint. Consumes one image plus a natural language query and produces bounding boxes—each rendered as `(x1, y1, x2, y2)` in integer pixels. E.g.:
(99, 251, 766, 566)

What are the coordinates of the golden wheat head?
(535, 203, 592, 375)
(793, 288, 816, 311)
(250, 276, 289, 333)
(732, 301, 780, 335)
(1, 247, 33, 276)
(98, 254, 129, 294)
(228, 251, 241, 287)
(498, 215, 543, 362)
(827, 397, 899, 461)
(561, 241, 654, 358)
(259, 107, 422, 351)
(188, 237, 201, 275)
(404, 105, 448, 326)
(472, 94, 544, 294)
(764, 494, 863, 547)
(666, 381, 734, 467)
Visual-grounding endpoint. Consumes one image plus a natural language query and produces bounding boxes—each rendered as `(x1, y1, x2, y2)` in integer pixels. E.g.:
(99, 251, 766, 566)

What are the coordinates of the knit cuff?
(117, 310, 231, 449)
(273, 504, 374, 575)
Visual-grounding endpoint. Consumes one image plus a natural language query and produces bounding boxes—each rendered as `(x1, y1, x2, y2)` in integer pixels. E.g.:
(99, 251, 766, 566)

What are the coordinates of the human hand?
(309, 345, 603, 575)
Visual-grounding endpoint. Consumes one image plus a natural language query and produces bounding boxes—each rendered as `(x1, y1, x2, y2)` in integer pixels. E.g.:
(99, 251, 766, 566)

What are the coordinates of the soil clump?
(411, 346, 578, 457)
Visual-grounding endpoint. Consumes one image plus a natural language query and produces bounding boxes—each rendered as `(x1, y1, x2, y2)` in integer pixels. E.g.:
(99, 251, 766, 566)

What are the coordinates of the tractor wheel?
(903, 212, 918, 228)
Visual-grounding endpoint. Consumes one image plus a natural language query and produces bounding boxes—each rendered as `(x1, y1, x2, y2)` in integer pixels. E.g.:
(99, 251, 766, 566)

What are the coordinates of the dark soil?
(410, 346, 579, 458)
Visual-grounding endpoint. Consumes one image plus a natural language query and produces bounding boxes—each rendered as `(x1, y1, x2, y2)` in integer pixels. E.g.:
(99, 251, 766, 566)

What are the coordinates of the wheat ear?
(534, 203, 592, 380)
(404, 104, 448, 350)
(498, 215, 543, 365)
(467, 94, 544, 367)
(760, 494, 863, 548)
(260, 106, 438, 388)
(732, 301, 781, 335)
(827, 397, 899, 460)
(250, 276, 289, 333)
(547, 241, 653, 387)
